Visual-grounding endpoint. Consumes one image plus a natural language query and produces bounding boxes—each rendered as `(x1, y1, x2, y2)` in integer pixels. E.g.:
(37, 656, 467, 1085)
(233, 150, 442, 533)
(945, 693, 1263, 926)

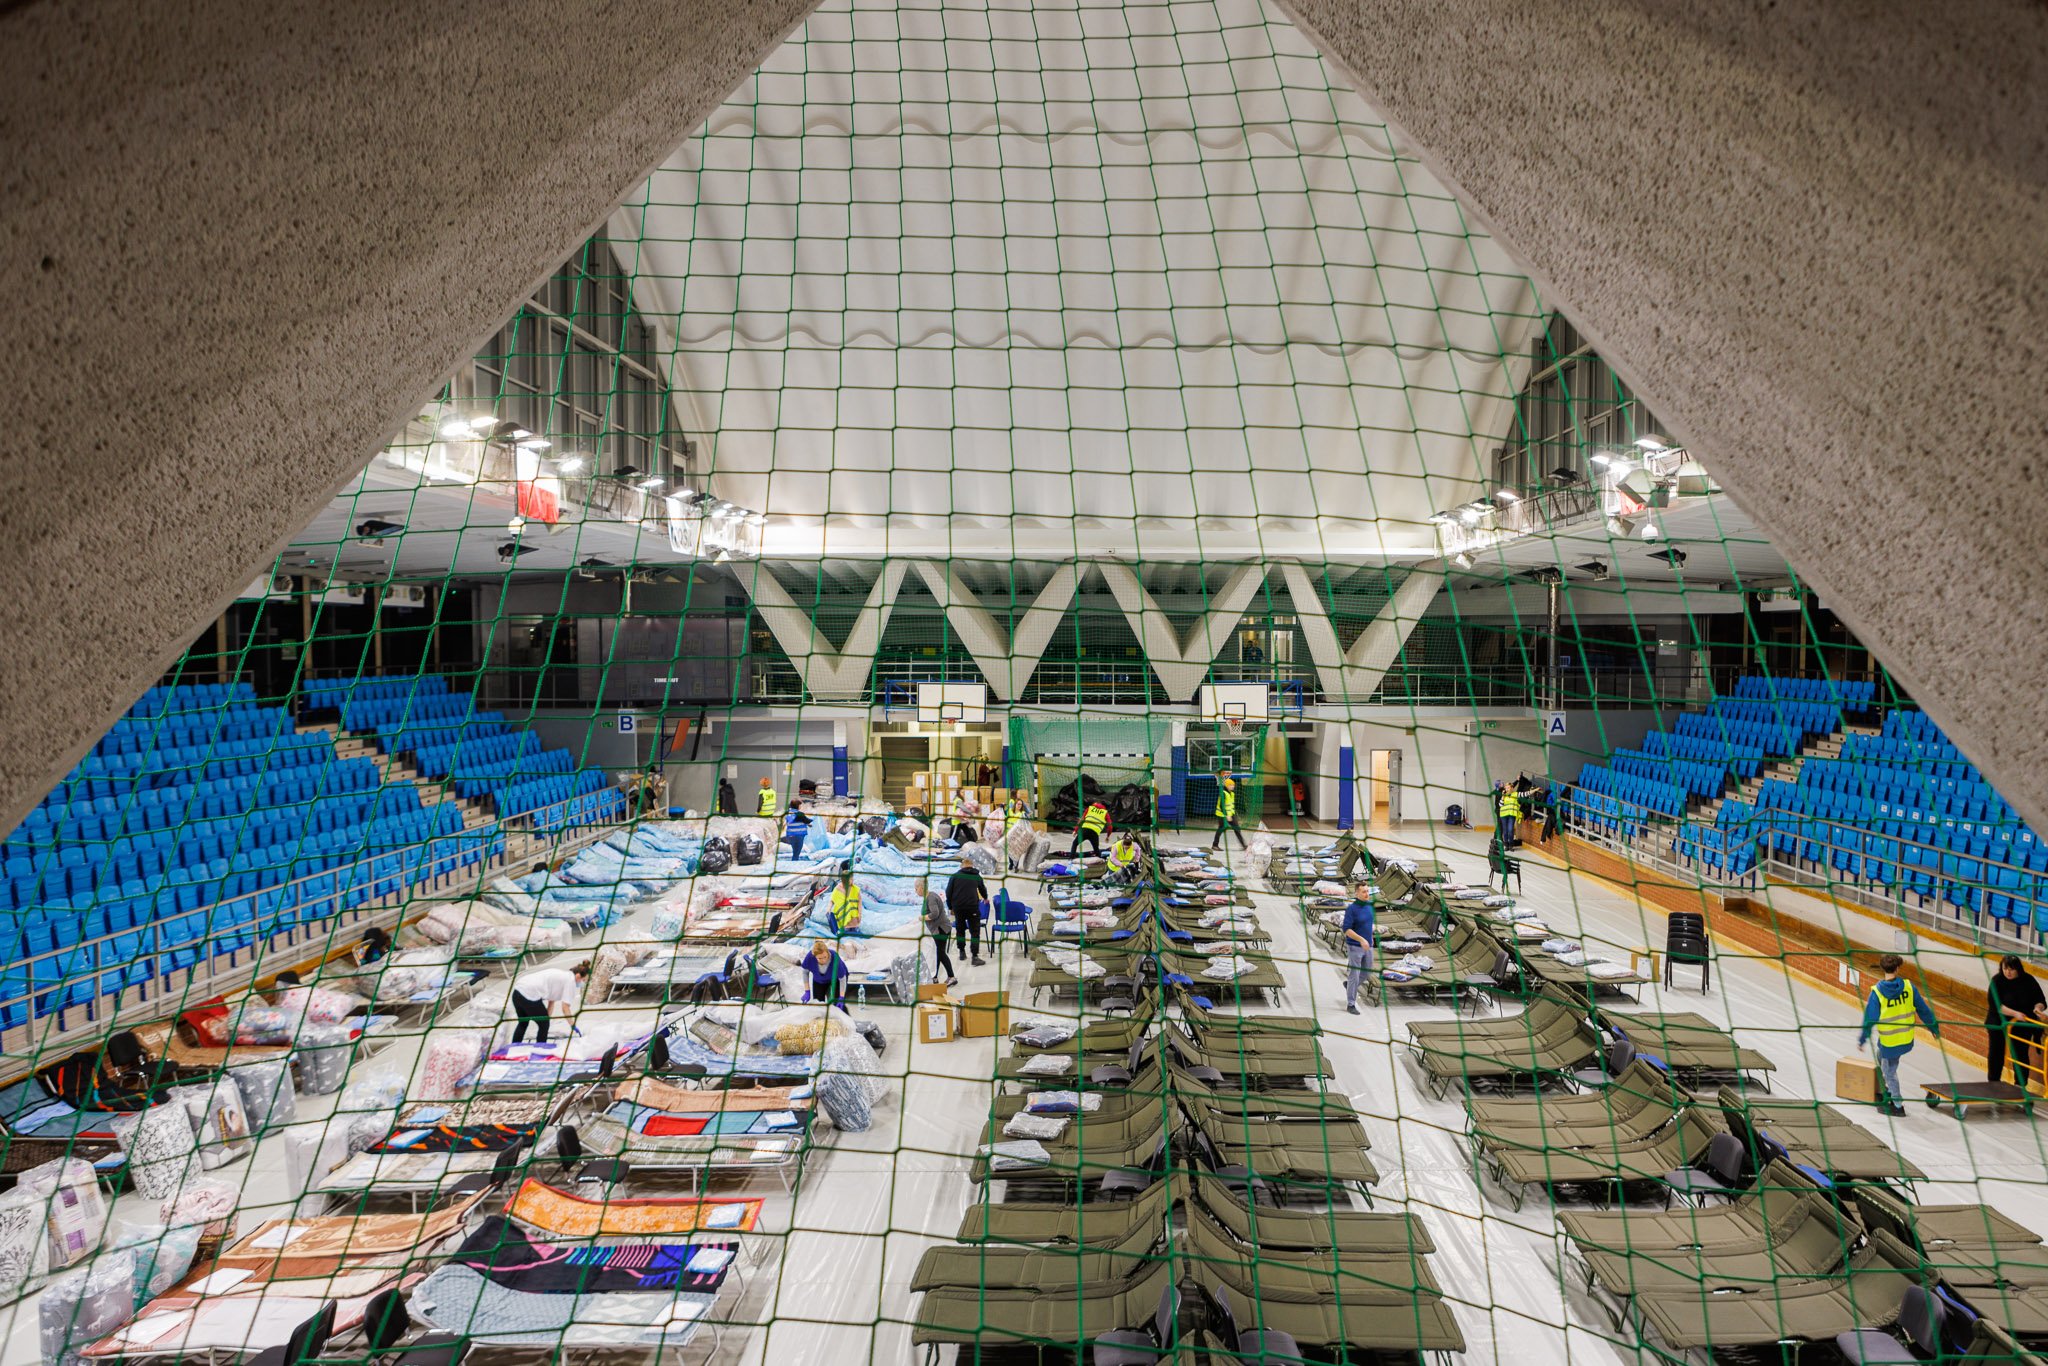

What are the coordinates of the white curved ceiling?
(613, 0, 1544, 562)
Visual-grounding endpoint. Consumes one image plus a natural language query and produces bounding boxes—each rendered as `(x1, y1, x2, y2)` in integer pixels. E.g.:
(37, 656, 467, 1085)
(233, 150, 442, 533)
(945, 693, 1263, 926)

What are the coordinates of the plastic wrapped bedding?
(160, 1178, 239, 1242)
(338, 1070, 408, 1115)
(106, 1103, 197, 1199)
(1002, 1112, 1068, 1141)
(40, 1221, 199, 1366)
(17, 1157, 104, 1270)
(1039, 946, 1106, 979)
(170, 1078, 252, 1170)
(39, 1251, 129, 1366)
(814, 1032, 885, 1131)
(292, 1023, 355, 1094)
(418, 1031, 493, 1100)
(1200, 955, 1259, 982)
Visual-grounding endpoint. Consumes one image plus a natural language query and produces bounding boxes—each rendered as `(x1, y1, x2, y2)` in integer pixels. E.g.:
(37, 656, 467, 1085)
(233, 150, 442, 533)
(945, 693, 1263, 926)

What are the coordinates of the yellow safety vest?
(1498, 791, 1522, 820)
(1107, 842, 1139, 871)
(1218, 788, 1236, 821)
(1081, 805, 1109, 833)
(1874, 981, 1920, 1049)
(829, 885, 862, 933)
(1005, 804, 1027, 829)
(758, 788, 779, 816)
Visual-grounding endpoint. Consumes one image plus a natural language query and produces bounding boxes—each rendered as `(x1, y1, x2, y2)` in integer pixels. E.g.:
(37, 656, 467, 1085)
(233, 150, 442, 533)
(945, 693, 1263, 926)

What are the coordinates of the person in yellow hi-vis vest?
(1209, 775, 1246, 850)
(826, 864, 863, 937)
(1104, 832, 1143, 886)
(756, 777, 779, 817)
(1496, 784, 1523, 848)
(1069, 800, 1110, 857)
(1857, 953, 1940, 1116)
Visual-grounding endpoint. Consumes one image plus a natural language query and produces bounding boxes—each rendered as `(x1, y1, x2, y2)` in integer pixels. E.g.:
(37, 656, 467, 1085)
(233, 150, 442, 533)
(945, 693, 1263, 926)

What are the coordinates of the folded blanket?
(978, 1140, 1050, 1172)
(1002, 1112, 1070, 1141)
(1025, 1091, 1102, 1114)
(1014, 1024, 1076, 1048)
(1017, 1054, 1072, 1077)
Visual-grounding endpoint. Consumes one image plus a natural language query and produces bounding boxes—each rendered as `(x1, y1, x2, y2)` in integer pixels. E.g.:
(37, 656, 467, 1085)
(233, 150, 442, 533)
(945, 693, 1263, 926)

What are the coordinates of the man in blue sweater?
(1340, 879, 1376, 1015)
(1857, 953, 1940, 1116)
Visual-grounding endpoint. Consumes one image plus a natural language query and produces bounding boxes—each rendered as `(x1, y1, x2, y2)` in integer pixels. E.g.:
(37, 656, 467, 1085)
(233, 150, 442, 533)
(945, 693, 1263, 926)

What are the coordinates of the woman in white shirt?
(510, 961, 589, 1044)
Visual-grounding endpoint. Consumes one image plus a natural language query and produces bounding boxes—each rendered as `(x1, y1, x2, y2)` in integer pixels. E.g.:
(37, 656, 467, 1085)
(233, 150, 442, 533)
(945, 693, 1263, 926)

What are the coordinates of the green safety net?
(5, 1, 2046, 1363)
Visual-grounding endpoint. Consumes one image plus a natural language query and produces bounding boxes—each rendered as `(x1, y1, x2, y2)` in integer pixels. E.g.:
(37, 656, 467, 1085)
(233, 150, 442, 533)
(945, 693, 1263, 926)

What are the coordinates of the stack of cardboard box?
(906, 770, 965, 814)
(912, 983, 1010, 1044)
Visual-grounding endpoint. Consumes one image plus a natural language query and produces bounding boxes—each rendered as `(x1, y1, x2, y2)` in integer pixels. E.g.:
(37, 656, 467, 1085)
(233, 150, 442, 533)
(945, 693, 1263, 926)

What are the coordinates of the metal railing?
(0, 789, 625, 1054)
(1563, 793, 2046, 954)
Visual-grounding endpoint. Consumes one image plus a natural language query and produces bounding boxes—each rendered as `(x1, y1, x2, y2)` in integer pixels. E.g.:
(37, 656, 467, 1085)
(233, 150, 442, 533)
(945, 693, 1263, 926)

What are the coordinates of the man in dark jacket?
(946, 865, 989, 966)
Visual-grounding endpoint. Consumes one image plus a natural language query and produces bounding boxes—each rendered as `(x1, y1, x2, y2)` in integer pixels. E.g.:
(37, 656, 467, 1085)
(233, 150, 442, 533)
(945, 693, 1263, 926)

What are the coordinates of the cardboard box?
(1836, 1055, 1881, 1104)
(916, 984, 954, 1003)
(993, 788, 1011, 802)
(958, 990, 1010, 1038)
(944, 772, 963, 789)
(914, 1001, 958, 1044)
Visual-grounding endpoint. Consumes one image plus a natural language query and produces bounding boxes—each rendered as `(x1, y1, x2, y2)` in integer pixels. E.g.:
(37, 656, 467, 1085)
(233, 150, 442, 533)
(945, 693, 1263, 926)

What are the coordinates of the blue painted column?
(1338, 740, 1357, 830)
(832, 721, 850, 797)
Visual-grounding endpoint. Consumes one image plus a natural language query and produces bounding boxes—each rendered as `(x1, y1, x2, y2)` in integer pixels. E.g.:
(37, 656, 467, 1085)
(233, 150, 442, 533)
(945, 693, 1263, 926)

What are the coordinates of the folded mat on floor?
(506, 1178, 761, 1237)
(454, 1216, 736, 1294)
(366, 1122, 539, 1154)
(314, 1149, 500, 1191)
(581, 1104, 809, 1157)
(227, 1195, 482, 1262)
(614, 1078, 809, 1114)
(85, 1279, 415, 1358)
(408, 1265, 718, 1348)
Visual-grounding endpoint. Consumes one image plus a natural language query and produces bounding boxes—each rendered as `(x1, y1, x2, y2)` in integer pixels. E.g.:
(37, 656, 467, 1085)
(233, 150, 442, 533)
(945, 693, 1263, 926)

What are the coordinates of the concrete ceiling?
(1272, 0, 2048, 833)
(0, 0, 823, 830)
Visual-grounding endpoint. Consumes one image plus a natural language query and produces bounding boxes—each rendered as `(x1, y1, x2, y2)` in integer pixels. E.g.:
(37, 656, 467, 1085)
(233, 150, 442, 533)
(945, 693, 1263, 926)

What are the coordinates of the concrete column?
(1274, 0, 2048, 828)
(0, 0, 819, 830)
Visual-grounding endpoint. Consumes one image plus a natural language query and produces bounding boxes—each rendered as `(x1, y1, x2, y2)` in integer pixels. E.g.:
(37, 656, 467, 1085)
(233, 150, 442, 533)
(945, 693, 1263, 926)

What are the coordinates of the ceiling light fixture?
(635, 475, 665, 491)
(516, 437, 550, 453)
(556, 456, 586, 475)
(1451, 551, 1474, 570)
(495, 541, 527, 561)
(1574, 558, 1610, 579)
(1648, 546, 1688, 567)
(353, 518, 403, 541)
(1635, 436, 1668, 452)
(467, 415, 498, 432)
(437, 418, 472, 440)
(1458, 507, 1483, 526)
(1550, 467, 1581, 486)
(1494, 489, 1521, 503)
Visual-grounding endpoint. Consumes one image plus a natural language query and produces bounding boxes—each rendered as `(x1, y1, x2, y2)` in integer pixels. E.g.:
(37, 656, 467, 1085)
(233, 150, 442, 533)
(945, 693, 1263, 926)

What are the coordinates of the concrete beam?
(740, 561, 908, 701)
(1098, 563, 1267, 702)
(0, 0, 819, 830)
(909, 561, 1079, 702)
(1274, 0, 2048, 825)
(1279, 564, 1442, 703)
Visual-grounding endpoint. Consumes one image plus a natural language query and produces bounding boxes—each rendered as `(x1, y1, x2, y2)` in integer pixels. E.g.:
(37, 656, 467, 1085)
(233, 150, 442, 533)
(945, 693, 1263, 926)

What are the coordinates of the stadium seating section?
(1572, 678, 2046, 925)
(0, 675, 627, 1034)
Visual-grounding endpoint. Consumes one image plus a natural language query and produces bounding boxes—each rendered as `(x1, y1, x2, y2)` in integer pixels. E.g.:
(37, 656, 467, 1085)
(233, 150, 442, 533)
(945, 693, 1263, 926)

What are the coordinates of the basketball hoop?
(1221, 717, 1247, 739)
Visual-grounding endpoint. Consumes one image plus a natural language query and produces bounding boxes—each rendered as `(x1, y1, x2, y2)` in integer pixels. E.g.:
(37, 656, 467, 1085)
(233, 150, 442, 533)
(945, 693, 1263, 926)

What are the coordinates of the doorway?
(1370, 749, 1399, 824)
